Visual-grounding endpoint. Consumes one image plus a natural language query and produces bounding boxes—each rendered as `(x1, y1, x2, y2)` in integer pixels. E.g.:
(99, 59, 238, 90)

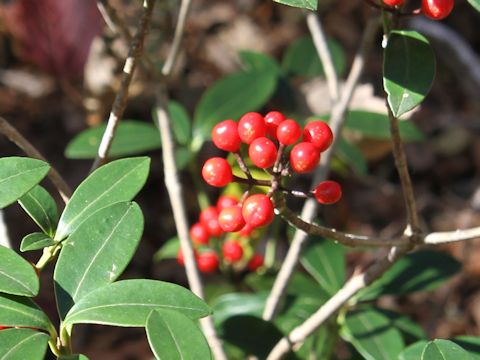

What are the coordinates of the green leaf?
(146, 309, 212, 360)
(345, 110, 424, 141)
(168, 101, 192, 145)
(282, 36, 345, 78)
(65, 121, 161, 159)
(358, 250, 461, 300)
(336, 137, 368, 174)
(0, 245, 39, 296)
(58, 355, 89, 360)
(466, 0, 480, 12)
(64, 279, 211, 326)
(422, 339, 471, 360)
(54, 202, 144, 319)
(175, 147, 193, 170)
(453, 336, 480, 359)
(0, 157, 50, 209)
(0, 294, 52, 331)
(376, 308, 426, 340)
(18, 185, 59, 237)
(192, 70, 277, 150)
(153, 237, 180, 262)
(0, 328, 49, 360)
(55, 157, 150, 240)
(273, 0, 317, 11)
(212, 292, 266, 325)
(384, 30, 435, 117)
(239, 51, 282, 75)
(301, 236, 345, 296)
(20, 233, 56, 252)
(341, 307, 405, 360)
(399, 341, 429, 360)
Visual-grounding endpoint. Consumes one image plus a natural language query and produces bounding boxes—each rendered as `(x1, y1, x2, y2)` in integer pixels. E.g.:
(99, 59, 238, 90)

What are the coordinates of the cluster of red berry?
(177, 194, 264, 274)
(382, 0, 454, 20)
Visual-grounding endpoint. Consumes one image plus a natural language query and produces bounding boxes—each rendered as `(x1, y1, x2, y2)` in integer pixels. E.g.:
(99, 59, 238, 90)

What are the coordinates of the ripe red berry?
(290, 142, 321, 173)
(264, 111, 285, 138)
(313, 180, 342, 204)
(177, 248, 199, 266)
(222, 240, 244, 263)
(197, 251, 219, 273)
(218, 206, 246, 232)
(189, 222, 210, 245)
(200, 206, 223, 237)
(242, 194, 275, 227)
(303, 121, 333, 152)
(238, 112, 267, 144)
(212, 120, 241, 152)
(202, 157, 232, 187)
(382, 0, 404, 6)
(277, 119, 301, 145)
(238, 223, 255, 237)
(247, 254, 264, 271)
(421, 0, 454, 19)
(216, 195, 239, 211)
(0, 326, 9, 330)
(248, 137, 278, 169)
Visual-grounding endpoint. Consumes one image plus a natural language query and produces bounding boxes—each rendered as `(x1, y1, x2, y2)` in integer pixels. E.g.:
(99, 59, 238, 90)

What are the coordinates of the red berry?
(218, 205, 246, 232)
(248, 137, 278, 169)
(247, 254, 264, 271)
(242, 194, 275, 227)
(313, 180, 342, 204)
(177, 248, 199, 266)
(238, 223, 255, 237)
(382, 0, 404, 6)
(189, 222, 210, 245)
(290, 142, 321, 173)
(212, 120, 241, 152)
(303, 121, 333, 152)
(200, 206, 223, 237)
(0, 326, 10, 330)
(202, 157, 232, 187)
(216, 195, 239, 211)
(277, 119, 301, 145)
(222, 240, 244, 263)
(197, 251, 219, 273)
(238, 112, 267, 144)
(264, 111, 285, 138)
(422, 0, 454, 19)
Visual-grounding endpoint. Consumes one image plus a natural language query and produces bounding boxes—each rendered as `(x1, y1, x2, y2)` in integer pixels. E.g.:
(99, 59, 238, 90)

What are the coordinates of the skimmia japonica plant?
(1, 0, 480, 359)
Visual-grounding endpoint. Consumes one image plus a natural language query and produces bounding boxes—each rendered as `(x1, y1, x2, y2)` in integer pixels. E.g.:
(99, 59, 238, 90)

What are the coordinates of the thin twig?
(305, 12, 340, 102)
(91, 0, 156, 171)
(424, 227, 480, 244)
(0, 116, 71, 203)
(266, 245, 411, 360)
(262, 15, 381, 321)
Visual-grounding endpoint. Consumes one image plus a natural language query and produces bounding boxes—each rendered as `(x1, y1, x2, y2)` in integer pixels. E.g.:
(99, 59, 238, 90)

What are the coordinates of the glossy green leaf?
(18, 185, 59, 237)
(212, 292, 266, 325)
(342, 307, 405, 360)
(376, 308, 426, 340)
(239, 51, 282, 75)
(168, 101, 191, 145)
(54, 202, 144, 319)
(345, 111, 424, 141)
(273, 0, 317, 11)
(276, 295, 324, 333)
(64, 279, 210, 326)
(55, 157, 150, 240)
(359, 250, 461, 300)
(301, 236, 345, 296)
(336, 137, 368, 174)
(20, 233, 55, 252)
(282, 36, 345, 78)
(384, 31, 435, 117)
(0, 157, 49, 209)
(146, 309, 212, 360)
(399, 341, 429, 360)
(65, 121, 161, 159)
(58, 355, 89, 360)
(0, 294, 52, 331)
(153, 237, 179, 262)
(422, 339, 471, 360)
(0, 328, 49, 360)
(192, 70, 277, 150)
(467, 0, 480, 11)
(0, 245, 39, 296)
(453, 336, 480, 359)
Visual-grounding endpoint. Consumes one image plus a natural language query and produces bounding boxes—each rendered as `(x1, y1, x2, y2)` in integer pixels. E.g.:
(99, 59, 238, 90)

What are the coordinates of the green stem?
(59, 323, 73, 355)
(35, 243, 62, 271)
